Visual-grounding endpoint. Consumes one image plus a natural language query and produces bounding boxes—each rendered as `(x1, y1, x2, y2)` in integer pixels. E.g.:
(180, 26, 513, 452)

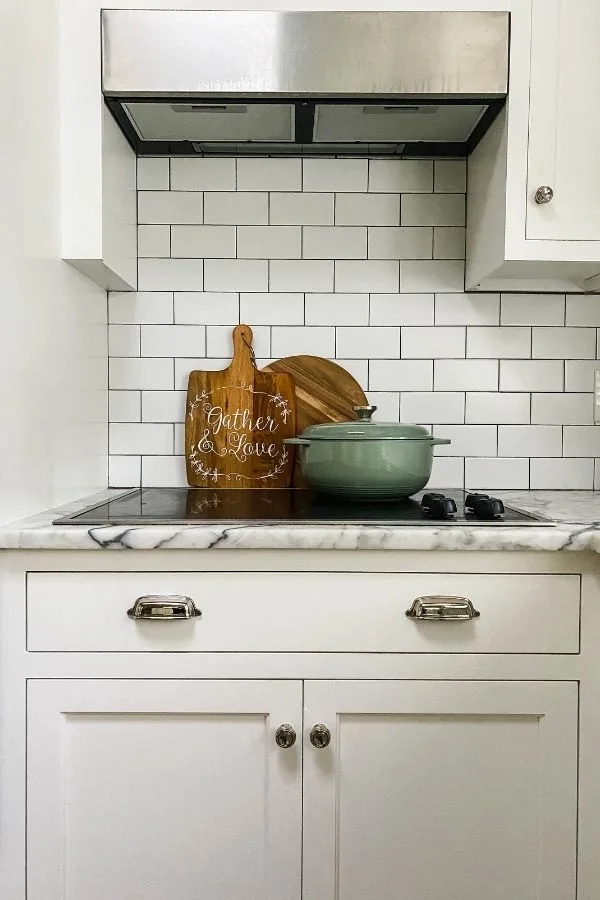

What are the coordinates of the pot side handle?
(431, 438, 452, 446)
(284, 437, 311, 446)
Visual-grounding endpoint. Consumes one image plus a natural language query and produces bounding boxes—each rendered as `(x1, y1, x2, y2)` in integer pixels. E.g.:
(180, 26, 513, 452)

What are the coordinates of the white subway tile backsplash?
(238, 226, 300, 259)
(530, 458, 594, 490)
(138, 191, 203, 225)
(110, 357, 174, 391)
(138, 259, 204, 291)
(108, 325, 140, 358)
(565, 295, 600, 326)
(109, 455, 141, 488)
(501, 294, 565, 326)
(204, 192, 268, 225)
(435, 292, 499, 326)
(109, 391, 141, 424)
(170, 158, 235, 192)
(400, 260, 464, 293)
(271, 259, 333, 292)
(563, 426, 600, 457)
(466, 393, 530, 424)
(335, 193, 399, 226)
(142, 391, 186, 423)
(401, 392, 465, 425)
(467, 326, 531, 359)
(433, 227, 465, 260)
(367, 392, 400, 421)
(368, 227, 432, 260)
(305, 293, 368, 326)
(336, 359, 368, 388)
(240, 292, 304, 325)
(141, 325, 206, 358)
(270, 193, 334, 225)
(142, 456, 188, 488)
(110, 423, 173, 455)
(565, 360, 597, 392)
(428, 456, 465, 489)
(237, 158, 301, 192)
(402, 326, 465, 359)
(271, 326, 334, 358)
(304, 158, 367, 192)
(498, 425, 562, 457)
(532, 326, 596, 359)
(433, 425, 497, 457)
(369, 359, 433, 392)
(207, 325, 270, 359)
(465, 457, 529, 490)
(434, 160, 466, 193)
(369, 160, 433, 193)
(109, 292, 174, 325)
(138, 225, 170, 258)
(303, 226, 366, 260)
(335, 260, 398, 293)
(401, 194, 465, 226)
(500, 359, 564, 392)
(137, 158, 169, 191)
(171, 225, 235, 259)
(175, 292, 239, 326)
(434, 359, 498, 391)
(370, 293, 434, 326)
(204, 259, 268, 292)
(336, 326, 400, 359)
(531, 392, 593, 425)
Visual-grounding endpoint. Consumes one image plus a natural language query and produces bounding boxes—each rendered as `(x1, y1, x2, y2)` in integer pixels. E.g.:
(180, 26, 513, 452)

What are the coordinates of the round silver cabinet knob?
(534, 185, 554, 204)
(309, 723, 331, 749)
(275, 724, 297, 749)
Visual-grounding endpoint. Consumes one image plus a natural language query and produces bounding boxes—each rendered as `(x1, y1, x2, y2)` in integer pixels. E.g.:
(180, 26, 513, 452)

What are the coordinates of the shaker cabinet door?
(527, 0, 600, 241)
(303, 680, 577, 900)
(27, 679, 302, 900)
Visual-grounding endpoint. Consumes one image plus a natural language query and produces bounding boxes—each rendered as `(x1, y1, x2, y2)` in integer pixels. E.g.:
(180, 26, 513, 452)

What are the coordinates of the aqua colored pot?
(285, 406, 451, 500)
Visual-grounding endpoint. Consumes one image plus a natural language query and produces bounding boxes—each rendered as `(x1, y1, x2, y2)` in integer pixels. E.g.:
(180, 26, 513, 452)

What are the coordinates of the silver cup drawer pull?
(406, 596, 480, 621)
(127, 595, 201, 621)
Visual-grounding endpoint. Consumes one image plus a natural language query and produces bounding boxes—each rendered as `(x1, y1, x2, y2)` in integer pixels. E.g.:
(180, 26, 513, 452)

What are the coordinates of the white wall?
(0, 0, 107, 523)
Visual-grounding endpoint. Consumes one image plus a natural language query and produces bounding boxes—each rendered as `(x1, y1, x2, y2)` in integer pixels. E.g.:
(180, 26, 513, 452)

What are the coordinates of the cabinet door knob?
(310, 724, 331, 749)
(127, 595, 201, 620)
(534, 185, 554, 204)
(275, 724, 297, 749)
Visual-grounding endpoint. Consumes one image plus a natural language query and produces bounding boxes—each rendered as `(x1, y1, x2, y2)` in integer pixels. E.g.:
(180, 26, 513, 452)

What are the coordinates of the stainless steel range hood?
(102, 10, 509, 158)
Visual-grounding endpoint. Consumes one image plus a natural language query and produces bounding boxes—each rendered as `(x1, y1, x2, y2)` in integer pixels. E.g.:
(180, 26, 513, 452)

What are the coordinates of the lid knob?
(353, 405, 377, 422)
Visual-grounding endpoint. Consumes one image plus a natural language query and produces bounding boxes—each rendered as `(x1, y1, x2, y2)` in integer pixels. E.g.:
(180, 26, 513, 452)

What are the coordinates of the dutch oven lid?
(300, 406, 435, 442)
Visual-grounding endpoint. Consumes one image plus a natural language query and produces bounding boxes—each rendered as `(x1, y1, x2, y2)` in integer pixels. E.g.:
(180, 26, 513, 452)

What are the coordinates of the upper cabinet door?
(27, 679, 302, 900)
(303, 680, 577, 900)
(527, 0, 600, 241)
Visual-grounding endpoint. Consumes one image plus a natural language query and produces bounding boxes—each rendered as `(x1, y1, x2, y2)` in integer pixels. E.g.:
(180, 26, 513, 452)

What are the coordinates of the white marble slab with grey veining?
(2, 489, 600, 552)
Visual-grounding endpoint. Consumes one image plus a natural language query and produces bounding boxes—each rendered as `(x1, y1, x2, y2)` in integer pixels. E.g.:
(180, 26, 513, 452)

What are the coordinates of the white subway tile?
(335, 359, 368, 388)
(109, 357, 174, 391)
(137, 158, 169, 191)
(465, 457, 529, 490)
(303, 226, 366, 259)
(466, 393, 530, 424)
(138, 191, 203, 224)
(207, 325, 270, 358)
(174, 358, 230, 390)
(434, 159, 466, 193)
(335, 193, 399, 226)
(532, 326, 596, 359)
(240, 292, 304, 325)
(142, 456, 188, 488)
(498, 425, 562, 457)
(204, 259, 268, 292)
(174, 424, 185, 455)
(501, 293, 565, 326)
(270, 193, 334, 225)
(566, 295, 600, 326)
(435, 292, 499, 326)
(401, 326, 465, 359)
(305, 293, 369, 326)
(369, 360, 433, 392)
(368, 227, 432, 260)
(237, 158, 301, 191)
(433, 425, 497, 457)
(563, 426, 600, 457)
(500, 360, 564, 392)
(109, 456, 141, 487)
(370, 293, 434, 326)
(433, 227, 466, 259)
(109, 391, 141, 423)
(138, 259, 204, 291)
(271, 326, 334, 358)
(434, 359, 498, 391)
(303, 158, 367, 192)
(428, 456, 464, 489)
(335, 260, 398, 293)
(369, 160, 433, 193)
(109, 291, 174, 325)
(530, 457, 593, 490)
(174, 292, 239, 326)
(400, 392, 465, 424)
(142, 391, 186, 423)
(531, 392, 593, 425)
(270, 260, 333, 292)
(467, 326, 531, 359)
(336, 326, 400, 359)
(204, 192, 268, 225)
(171, 225, 235, 259)
(238, 226, 301, 259)
(367, 392, 400, 421)
(108, 324, 140, 358)
(141, 324, 206, 358)
(565, 359, 597, 392)
(401, 194, 465, 226)
(170, 158, 235, 191)
(400, 260, 464, 293)
(138, 225, 170, 257)
(110, 423, 173, 455)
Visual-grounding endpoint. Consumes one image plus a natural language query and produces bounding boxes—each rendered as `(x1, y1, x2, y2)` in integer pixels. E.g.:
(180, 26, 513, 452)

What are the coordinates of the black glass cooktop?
(54, 488, 552, 527)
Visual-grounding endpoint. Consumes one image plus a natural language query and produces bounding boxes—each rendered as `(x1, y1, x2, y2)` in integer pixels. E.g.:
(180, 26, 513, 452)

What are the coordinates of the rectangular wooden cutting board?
(185, 325, 296, 488)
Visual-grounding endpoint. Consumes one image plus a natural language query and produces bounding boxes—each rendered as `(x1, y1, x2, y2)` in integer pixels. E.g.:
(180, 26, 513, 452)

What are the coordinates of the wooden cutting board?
(185, 325, 296, 488)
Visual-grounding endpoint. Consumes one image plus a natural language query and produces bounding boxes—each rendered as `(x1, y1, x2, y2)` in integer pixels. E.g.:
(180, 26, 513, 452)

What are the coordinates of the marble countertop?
(2, 489, 600, 552)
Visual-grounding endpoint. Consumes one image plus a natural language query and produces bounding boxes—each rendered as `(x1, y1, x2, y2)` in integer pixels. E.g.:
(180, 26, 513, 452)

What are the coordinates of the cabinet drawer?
(26, 571, 580, 654)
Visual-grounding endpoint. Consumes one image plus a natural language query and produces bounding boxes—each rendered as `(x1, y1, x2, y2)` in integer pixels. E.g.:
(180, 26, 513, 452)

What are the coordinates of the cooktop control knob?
(465, 492, 505, 520)
(421, 492, 457, 520)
